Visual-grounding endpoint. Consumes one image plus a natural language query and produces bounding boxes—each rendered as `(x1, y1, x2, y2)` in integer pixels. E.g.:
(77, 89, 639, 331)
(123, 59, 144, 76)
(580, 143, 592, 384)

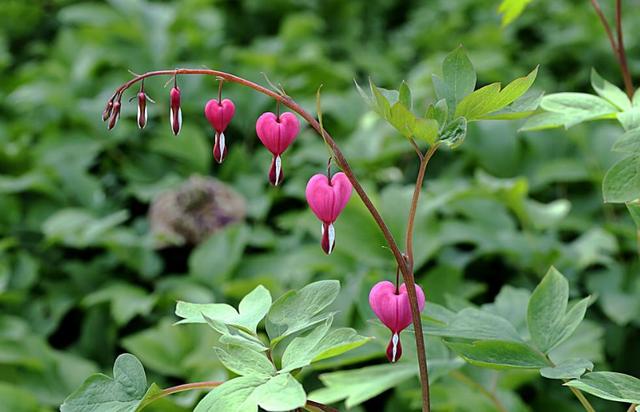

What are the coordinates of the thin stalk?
(544, 355, 597, 412)
(589, 0, 634, 98)
(628, 404, 638, 412)
(405, 144, 439, 272)
(138, 381, 222, 410)
(112, 68, 432, 411)
(450, 371, 508, 412)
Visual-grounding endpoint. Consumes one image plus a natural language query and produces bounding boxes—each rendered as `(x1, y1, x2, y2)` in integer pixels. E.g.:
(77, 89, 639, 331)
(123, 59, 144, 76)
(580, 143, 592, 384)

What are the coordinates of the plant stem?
(589, 0, 634, 98)
(567, 386, 597, 412)
(138, 381, 222, 410)
(405, 144, 439, 272)
(112, 68, 432, 412)
(627, 404, 638, 412)
(450, 370, 508, 412)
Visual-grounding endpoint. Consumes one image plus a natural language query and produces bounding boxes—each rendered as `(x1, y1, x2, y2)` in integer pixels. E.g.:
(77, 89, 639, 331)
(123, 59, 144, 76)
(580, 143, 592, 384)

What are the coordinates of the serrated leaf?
(195, 374, 306, 412)
(438, 117, 467, 148)
(603, 155, 640, 203)
(565, 372, 640, 404)
(61, 354, 150, 412)
(540, 93, 618, 127)
(446, 340, 548, 369)
(591, 68, 631, 111)
(266, 280, 340, 346)
(527, 267, 589, 353)
(540, 358, 593, 380)
(214, 344, 275, 377)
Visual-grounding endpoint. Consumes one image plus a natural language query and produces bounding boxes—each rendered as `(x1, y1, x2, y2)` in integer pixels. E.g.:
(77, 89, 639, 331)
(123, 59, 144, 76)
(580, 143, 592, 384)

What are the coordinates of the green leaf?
(425, 99, 448, 127)
(214, 344, 276, 377)
(411, 118, 440, 144)
(618, 108, 640, 131)
(519, 111, 570, 131)
(438, 46, 476, 114)
(540, 358, 593, 380)
(309, 363, 417, 408)
(445, 340, 548, 369)
(591, 69, 631, 111)
(194, 374, 306, 412)
(540, 93, 618, 128)
(280, 319, 371, 372)
(603, 155, 640, 203)
(438, 117, 467, 148)
(455, 67, 538, 120)
(82, 283, 156, 326)
(627, 202, 640, 229)
(42, 209, 129, 248)
(188, 224, 249, 283)
(399, 81, 412, 110)
(175, 285, 271, 333)
(612, 129, 640, 153)
(482, 91, 543, 120)
(424, 307, 523, 342)
(61, 354, 150, 412)
(565, 372, 640, 404)
(498, 0, 534, 26)
(266, 280, 340, 345)
(527, 267, 589, 353)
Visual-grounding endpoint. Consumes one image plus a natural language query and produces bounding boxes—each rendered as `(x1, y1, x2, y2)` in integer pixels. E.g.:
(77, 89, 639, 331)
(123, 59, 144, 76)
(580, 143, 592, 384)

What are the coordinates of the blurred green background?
(1, 0, 639, 411)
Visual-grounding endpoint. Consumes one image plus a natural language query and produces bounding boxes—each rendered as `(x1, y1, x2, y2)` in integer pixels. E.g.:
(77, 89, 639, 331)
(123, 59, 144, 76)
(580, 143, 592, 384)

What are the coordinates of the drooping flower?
(369, 281, 426, 363)
(205, 98, 236, 163)
(137, 91, 148, 129)
(169, 86, 182, 135)
(256, 111, 299, 185)
(305, 171, 353, 254)
(102, 99, 114, 122)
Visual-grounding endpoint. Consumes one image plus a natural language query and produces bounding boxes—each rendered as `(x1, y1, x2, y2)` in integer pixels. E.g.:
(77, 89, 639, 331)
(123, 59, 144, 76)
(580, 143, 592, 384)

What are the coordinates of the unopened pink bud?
(369, 281, 426, 363)
(107, 100, 121, 130)
(169, 87, 182, 135)
(256, 111, 299, 185)
(137, 92, 148, 129)
(102, 100, 114, 122)
(305, 172, 353, 254)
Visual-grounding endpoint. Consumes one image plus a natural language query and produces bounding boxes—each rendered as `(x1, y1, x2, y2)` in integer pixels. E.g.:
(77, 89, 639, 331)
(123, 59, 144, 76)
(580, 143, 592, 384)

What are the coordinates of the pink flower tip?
(305, 172, 353, 254)
(368, 281, 426, 363)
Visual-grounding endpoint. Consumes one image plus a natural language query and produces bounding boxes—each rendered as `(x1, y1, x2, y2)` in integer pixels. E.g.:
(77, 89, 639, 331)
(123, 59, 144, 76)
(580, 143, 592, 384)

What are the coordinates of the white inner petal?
(219, 132, 226, 154)
(328, 223, 335, 254)
(177, 108, 182, 129)
(275, 155, 282, 185)
(391, 332, 399, 362)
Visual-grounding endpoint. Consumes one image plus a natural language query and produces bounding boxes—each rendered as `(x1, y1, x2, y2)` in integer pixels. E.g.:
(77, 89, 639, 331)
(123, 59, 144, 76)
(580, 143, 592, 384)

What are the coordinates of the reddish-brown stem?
(589, 0, 634, 98)
(111, 68, 431, 411)
(405, 144, 439, 272)
(138, 381, 222, 410)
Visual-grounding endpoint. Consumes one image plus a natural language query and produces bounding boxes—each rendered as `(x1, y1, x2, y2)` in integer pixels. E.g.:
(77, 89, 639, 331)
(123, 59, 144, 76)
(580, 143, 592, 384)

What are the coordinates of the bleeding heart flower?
(136, 91, 148, 129)
(369, 281, 426, 363)
(169, 86, 182, 136)
(305, 172, 353, 254)
(205, 98, 236, 163)
(256, 111, 300, 185)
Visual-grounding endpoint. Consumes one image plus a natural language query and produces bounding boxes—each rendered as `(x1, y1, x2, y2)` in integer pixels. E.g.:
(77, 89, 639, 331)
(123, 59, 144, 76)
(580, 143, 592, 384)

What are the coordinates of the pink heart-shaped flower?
(205, 98, 235, 133)
(256, 112, 299, 156)
(369, 281, 426, 362)
(305, 172, 353, 254)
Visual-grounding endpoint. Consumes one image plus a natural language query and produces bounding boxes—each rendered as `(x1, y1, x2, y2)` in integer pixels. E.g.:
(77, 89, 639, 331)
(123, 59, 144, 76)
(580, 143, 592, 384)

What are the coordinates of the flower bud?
(205, 98, 235, 163)
(169, 86, 182, 136)
(102, 100, 114, 122)
(305, 172, 353, 254)
(137, 91, 148, 129)
(369, 281, 426, 363)
(107, 99, 121, 130)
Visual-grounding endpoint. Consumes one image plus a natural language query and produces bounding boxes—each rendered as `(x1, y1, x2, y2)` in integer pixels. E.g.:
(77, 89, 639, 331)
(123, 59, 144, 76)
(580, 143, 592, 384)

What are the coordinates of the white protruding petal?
(274, 155, 282, 186)
(219, 132, 226, 154)
(391, 332, 399, 362)
(328, 223, 335, 254)
(321, 223, 325, 236)
(169, 108, 174, 129)
(137, 105, 142, 128)
(178, 108, 182, 130)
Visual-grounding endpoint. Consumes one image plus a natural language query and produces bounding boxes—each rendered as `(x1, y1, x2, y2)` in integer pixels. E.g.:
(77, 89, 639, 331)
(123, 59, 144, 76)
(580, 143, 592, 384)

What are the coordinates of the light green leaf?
(446, 340, 548, 369)
(214, 344, 275, 377)
(613, 129, 640, 153)
(565, 372, 640, 404)
(175, 301, 238, 325)
(482, 91, 543, 120)
(399, 81, 412, 110)
(425, 99, 448, 127)
(540, 358, 593, 380)
(195, 374, 306, 412)
(519, 111, 570, 131)
(311, 328, 373, 362)
(82, 283, 156, 326)
(424, 307, 523, 342)
(540, 93, 618, 128)
(61, 354, 149, 412)
(591, 68, 631, 111)
(439, 46, 476, 113)
(498, 0, 534, 26)
(266, 280, 340, 345)
(527, 267, 589, 353)
(42, 209, 129, 248)
(234, 285, 272, 332)
(438, 117, 467, 148)
(603, 155, 640, 203)
(411, 118, 440, 144)
(627, 202, 640, 229)
(309, 363, 416, 408)
(618, 108, 640, 131)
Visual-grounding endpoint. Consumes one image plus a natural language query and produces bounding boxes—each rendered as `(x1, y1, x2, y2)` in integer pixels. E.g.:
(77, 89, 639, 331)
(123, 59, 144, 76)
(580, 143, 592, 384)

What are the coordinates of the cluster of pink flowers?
(104, 83, 426, 363)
